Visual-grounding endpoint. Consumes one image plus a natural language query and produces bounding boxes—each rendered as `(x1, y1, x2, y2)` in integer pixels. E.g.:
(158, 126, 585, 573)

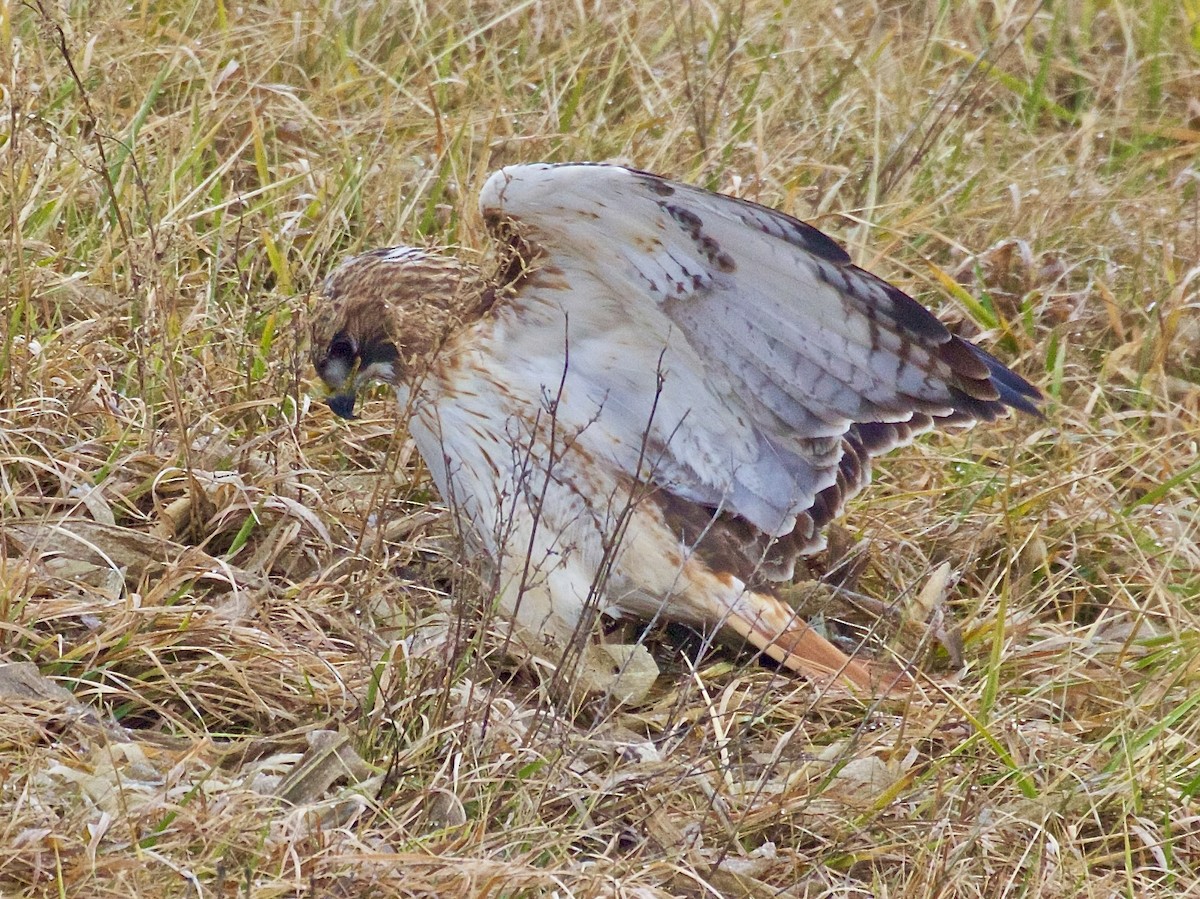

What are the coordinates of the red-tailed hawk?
(310, 163, 1039, 696)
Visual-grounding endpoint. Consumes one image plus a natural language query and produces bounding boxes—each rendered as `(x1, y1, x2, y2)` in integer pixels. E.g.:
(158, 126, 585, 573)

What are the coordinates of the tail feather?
(723, 589, 912, 697)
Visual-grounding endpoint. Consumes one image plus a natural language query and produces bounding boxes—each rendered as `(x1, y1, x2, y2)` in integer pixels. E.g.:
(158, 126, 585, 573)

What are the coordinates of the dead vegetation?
(2, 0, 1199, 895)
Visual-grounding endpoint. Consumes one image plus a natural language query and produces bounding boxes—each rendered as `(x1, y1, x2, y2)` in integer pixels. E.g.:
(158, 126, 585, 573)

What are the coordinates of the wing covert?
(479, 163, 1038, 539)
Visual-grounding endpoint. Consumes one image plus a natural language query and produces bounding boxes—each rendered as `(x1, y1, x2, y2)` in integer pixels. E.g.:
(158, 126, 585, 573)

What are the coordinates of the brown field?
(3, 0, 1199, 896)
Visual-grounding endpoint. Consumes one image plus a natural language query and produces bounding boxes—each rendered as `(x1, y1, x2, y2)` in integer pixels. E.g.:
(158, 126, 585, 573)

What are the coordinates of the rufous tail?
(723, 589, 913, 697)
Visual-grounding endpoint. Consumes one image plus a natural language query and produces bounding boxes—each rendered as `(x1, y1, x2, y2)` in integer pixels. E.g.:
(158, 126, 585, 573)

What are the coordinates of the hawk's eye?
(328, 335, 357, 364)
(318, 332, 359, 389)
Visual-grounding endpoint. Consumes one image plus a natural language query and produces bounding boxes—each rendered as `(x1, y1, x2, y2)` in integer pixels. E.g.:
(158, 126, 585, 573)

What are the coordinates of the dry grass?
(2, 0, 1199, 895)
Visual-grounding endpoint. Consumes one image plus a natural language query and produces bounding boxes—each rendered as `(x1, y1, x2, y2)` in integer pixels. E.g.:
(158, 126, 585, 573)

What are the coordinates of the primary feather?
(311, 163, 1040, 695)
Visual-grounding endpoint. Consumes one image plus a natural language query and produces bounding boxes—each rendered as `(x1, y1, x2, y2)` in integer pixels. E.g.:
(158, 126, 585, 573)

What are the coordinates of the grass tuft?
(2, 0, 1198, 896)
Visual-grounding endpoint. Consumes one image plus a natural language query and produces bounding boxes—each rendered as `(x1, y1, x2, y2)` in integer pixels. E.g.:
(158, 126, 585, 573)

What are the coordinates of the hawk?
(311, 163, 1039, 695)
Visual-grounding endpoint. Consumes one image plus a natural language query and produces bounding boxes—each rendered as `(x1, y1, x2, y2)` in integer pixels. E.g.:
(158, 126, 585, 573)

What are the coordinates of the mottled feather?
(310, 163, 1040, 695)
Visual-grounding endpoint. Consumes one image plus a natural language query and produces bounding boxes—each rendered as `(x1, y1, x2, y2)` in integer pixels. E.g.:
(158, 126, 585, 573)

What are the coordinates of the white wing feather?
(477, 163, 1033, 538)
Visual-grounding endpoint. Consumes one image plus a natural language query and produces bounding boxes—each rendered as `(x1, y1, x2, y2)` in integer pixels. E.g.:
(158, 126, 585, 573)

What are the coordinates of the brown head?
(309, 246, 488, 418)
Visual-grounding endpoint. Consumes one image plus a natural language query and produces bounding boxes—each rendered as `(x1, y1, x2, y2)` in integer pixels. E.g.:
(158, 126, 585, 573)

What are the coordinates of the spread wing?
(478, 163, 1038, 551)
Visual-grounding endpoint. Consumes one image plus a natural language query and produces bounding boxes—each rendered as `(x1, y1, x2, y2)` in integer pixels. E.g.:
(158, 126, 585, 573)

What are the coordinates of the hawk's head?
(310, 246, 486, 418)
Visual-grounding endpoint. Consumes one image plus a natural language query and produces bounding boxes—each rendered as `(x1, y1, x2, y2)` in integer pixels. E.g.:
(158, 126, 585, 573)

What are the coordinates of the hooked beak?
(317, 349, 361, 419)
(326, 390, 358, 419)
(316, 338, 399, 420)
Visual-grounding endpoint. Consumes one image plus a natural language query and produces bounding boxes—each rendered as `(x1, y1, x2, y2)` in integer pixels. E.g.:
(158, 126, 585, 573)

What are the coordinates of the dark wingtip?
(326, 392, 358, 419)
(967, 343, 1044, 417)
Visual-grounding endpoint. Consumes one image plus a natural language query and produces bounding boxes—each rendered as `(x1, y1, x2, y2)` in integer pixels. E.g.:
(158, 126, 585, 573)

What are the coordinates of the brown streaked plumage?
(310, 164, 1041, 697)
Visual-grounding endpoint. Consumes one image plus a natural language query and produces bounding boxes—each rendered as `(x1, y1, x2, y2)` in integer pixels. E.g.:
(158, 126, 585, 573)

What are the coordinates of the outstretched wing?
(478, 163, 1038, 549)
